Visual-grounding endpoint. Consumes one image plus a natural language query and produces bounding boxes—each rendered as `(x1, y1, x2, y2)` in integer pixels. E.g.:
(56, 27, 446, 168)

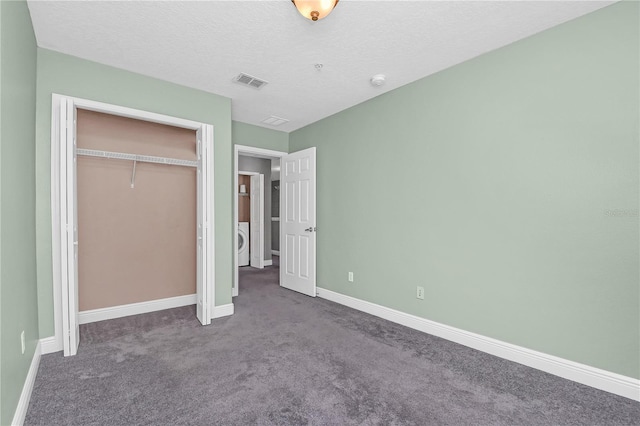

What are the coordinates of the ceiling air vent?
(261, 116, 289, 127)
(234, 73, 268, 89)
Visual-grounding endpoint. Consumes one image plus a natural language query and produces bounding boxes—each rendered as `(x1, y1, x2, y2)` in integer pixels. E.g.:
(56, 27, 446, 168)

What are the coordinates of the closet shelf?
(77, 148, 198, 168)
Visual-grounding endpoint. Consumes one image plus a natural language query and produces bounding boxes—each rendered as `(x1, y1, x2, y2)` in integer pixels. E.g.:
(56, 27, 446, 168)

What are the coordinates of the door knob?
(304, 227, 317, 232)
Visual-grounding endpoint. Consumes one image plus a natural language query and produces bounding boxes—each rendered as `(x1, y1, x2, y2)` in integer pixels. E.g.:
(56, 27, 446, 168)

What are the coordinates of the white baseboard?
(272, 250, 280, 256)
(264, 259, 273, 266)
(212, 303, 234, 319)
(39, 336, 61, 355)
(12, 341, 41, 426)
(79, 294, 196, 325)
(316, 287, 640, 402)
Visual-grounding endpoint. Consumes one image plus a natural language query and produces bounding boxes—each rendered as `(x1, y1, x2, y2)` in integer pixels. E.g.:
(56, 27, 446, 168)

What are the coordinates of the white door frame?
(234, 145, 287, 297)
(50, 94, 215, 355)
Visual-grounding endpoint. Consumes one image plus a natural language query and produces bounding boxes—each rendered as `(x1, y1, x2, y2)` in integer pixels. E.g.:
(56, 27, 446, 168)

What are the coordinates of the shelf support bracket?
(130, 159, 137, 189)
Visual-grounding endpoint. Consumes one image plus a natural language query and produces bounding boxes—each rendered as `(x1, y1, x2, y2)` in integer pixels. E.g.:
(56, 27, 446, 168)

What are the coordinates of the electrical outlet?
(20, 331, 25, 354)
(416, 286, 425, 300)
(348, 272, 354, 282)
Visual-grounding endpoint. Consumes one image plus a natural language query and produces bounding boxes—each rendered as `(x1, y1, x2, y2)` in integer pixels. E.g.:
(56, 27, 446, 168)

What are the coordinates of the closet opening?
(76, 110, 197, 322)
(52, 95, 215, 356)
(237, 170, 265, 269)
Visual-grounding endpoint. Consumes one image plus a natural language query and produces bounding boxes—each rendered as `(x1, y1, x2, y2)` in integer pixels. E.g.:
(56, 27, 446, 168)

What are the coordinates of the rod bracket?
(130, 159, 137, 188)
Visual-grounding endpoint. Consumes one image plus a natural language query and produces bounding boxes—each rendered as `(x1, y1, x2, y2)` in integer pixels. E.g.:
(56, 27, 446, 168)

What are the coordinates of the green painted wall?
(0, 1, 39, 424)
(35, 49, 233, 339)
(290, 2, 639, 378)
(0, 0, 3, 415)
(232, 121, 289, 152)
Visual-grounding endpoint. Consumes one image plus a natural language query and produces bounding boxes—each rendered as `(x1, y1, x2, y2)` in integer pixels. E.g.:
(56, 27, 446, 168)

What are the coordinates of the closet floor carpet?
(26, 260, 639, 425)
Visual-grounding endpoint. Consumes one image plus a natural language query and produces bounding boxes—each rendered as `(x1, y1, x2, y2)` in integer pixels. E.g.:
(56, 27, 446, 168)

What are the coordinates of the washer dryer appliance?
(238, 222, 250, 266)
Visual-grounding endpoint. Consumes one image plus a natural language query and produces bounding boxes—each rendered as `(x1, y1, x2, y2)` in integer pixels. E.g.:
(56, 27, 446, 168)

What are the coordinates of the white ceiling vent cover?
(234, 73, 268, 89)
(261, 116, 289, 126)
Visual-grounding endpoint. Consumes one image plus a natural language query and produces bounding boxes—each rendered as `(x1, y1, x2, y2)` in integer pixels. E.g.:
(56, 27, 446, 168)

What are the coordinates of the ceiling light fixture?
(292, 0, 339, 22)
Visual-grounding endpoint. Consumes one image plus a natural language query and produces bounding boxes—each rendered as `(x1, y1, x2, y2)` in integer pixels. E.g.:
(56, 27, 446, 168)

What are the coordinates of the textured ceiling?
(27, 0, 615, 133)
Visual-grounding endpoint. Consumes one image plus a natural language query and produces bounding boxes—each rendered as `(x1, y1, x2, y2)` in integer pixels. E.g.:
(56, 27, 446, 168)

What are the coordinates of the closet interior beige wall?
(238, 175, 251, 223)
(77, 109, 197, 311)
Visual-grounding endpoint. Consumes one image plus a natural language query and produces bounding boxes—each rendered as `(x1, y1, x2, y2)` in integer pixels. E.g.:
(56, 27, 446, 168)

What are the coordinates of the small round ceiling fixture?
(292, 0, 339, 22)
(370, 74, 386, 87)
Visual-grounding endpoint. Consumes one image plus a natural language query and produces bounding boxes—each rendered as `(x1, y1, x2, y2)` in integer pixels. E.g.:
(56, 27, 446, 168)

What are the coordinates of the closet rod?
(76, 148, 198, 168)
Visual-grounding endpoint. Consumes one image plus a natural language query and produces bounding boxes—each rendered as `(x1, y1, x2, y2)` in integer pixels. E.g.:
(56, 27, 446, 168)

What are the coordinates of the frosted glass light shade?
(292, 0, 339, 21)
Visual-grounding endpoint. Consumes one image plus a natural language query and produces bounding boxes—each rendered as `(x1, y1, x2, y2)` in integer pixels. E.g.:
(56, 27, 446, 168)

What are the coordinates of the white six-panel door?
(280, 148, 316, 297)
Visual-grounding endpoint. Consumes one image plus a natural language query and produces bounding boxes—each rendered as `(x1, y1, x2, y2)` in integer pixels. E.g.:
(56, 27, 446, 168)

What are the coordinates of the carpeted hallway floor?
(26, 258, 640, 425)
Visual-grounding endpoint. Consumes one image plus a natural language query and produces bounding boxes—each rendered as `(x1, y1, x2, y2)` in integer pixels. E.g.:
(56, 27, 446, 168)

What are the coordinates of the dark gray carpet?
(26, 258, 640, 425)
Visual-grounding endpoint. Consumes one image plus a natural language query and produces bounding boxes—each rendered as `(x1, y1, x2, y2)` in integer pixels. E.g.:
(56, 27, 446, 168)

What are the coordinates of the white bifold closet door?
(196, 126, 213, 326)
(250, 174, 264, 269)
(61, 98, 80, 356)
